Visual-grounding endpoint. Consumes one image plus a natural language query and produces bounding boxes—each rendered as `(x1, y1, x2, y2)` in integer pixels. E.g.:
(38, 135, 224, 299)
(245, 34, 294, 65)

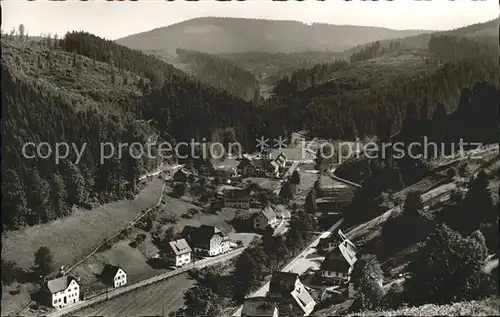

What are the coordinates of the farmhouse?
(182, 225, 231, 256)
(267, 271, 316, 316)
(320, 239, 357, 286)
(237, 158, 257, 177)
(163, 238, 192, 267)
(241, 297, 279, 317)
(253, 203, 280, 230)
(101, 264, 127, 288)
(45, 276, 80, 309)
(173, 168, 194, 182)
(224, 188, 251, 209)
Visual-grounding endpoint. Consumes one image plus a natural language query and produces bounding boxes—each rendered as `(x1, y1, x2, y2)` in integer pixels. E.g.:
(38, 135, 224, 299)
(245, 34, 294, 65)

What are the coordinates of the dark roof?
(238, 158, 255, 168)
(241, 297, 278, 317)
(181, 225, 198, 239)
(269, 271, 299, 295)
(168, 238, 192, 255)
(317, 233, 342, 248)
(47, 276, 78, 294)
(321, 248, 351, 273)
(182, 225, 227, 248)
(101, 264, 125, 284)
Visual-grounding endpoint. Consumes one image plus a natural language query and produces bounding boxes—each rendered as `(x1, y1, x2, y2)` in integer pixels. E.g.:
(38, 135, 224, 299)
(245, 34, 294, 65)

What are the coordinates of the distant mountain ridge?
(116, 17, 431, 54)
(345, 17, 499, 55)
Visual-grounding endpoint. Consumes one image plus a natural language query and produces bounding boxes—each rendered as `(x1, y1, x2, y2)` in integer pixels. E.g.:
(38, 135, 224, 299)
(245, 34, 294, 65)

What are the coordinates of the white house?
(182, 225, 231, 256)
(165, 238, 192, 267)
(253, 203, 280, 230)
(46, 276, 80, 309)
(268, 271, 316, 316)
(101, 264, 127, 288)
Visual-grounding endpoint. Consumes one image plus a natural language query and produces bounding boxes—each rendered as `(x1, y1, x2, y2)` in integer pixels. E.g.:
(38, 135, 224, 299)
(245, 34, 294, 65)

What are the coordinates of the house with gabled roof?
(173, 168, 193, 182)
(253, 203, 280, 230)
(320, 237, 357, 287)
(163, 238, 192, 267)
(237, 157, 257, 177)
(224, 188, 251, 209)
(267, 271, 316, 316)
(101, 264, 127, 288)
(45, 275, 80, 309)
(181, 225, 230, 256)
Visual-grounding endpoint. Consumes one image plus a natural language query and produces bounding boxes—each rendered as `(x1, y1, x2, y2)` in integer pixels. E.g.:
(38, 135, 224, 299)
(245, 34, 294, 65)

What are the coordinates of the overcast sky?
(2, 0, 498, 40)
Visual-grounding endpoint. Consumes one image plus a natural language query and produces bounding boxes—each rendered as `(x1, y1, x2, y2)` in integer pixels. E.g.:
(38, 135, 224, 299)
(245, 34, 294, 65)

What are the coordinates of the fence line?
(16, 181, 169, 317)
(66, 182, 167, 273)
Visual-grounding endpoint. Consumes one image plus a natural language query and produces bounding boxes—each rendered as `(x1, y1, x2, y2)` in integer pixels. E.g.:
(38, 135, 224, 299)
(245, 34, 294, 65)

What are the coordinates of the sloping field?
(2, 178, 165, 270)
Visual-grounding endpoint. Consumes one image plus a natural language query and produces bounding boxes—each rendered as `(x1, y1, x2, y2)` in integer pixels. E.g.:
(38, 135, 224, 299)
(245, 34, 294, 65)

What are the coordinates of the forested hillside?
(1, 33, 259, 232)
(116, 17, 430, 54)
(2, 26, 499, 233)
(345, 17, 499, 56)
(174, 48, 260, 102)
(221, 51, 345, 98)
(1, 38, 159, 230)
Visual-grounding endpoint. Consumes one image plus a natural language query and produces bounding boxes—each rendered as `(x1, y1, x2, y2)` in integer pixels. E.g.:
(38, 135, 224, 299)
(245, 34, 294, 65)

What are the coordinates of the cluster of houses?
(43, 264, 127, 309)
(154, 224, 233, 265)
(171, 150, 289, 184)
(44, 224, 233, 310)
(237, 151, 289, 179)
(240, 230, 361, 317)
(242, 271, 317, 317)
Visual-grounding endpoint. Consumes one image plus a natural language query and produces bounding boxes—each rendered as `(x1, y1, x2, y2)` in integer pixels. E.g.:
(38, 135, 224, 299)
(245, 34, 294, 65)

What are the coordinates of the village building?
(224, 188, 251, 209)
(101, 264, 127, 288)
(253, 203, 280, 230)
(237, 158, 257, 177)
(320, 237, 357, 287)
(172, 168, 196, 183)
(267, 271, 316, 316)
(45, 276, 80, 309)
(181, 225, 231, 256)
(163, 238, 192, 267)
(241, 297, 279, 317)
